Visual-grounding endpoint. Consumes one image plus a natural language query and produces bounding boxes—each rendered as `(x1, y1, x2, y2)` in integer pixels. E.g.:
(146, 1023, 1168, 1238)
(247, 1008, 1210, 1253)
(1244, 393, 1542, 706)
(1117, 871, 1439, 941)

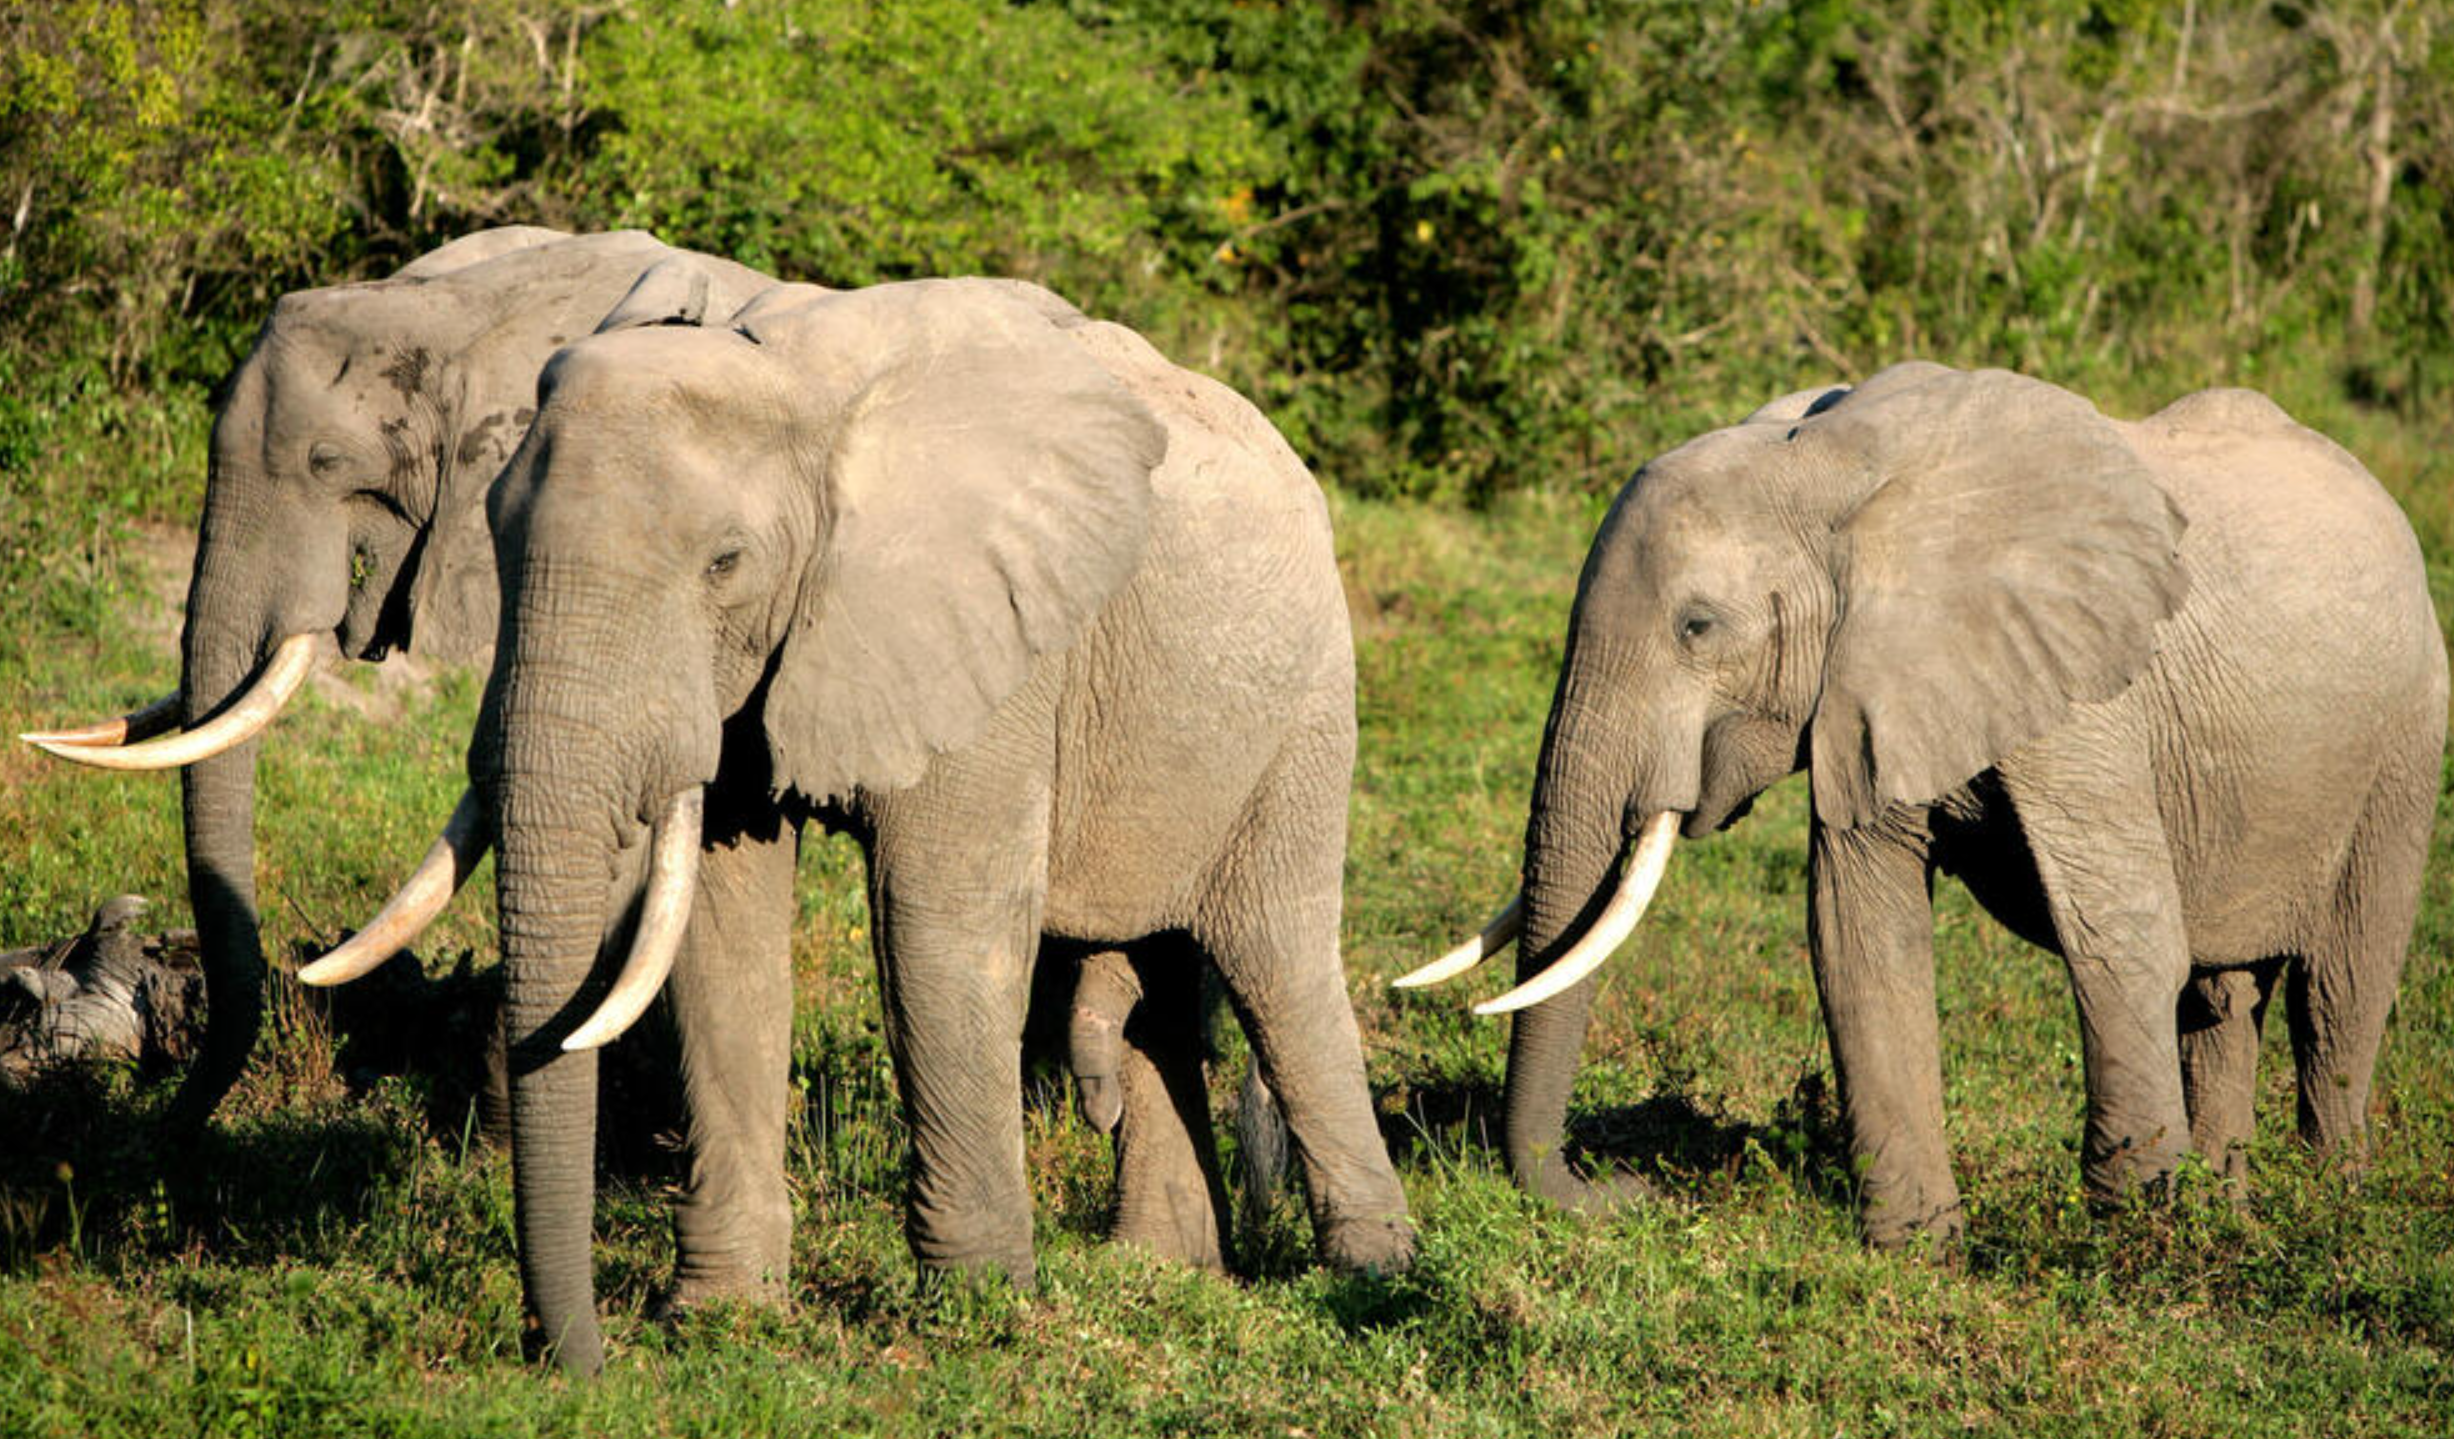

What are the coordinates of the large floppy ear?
(750, 281, 1167, 804)
(1806, 368, 2188, 828)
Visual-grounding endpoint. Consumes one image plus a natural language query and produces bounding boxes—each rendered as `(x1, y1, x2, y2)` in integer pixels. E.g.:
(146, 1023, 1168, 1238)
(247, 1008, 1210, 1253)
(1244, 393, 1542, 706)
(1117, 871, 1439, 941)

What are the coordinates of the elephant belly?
(1039, 500, 1350, 943)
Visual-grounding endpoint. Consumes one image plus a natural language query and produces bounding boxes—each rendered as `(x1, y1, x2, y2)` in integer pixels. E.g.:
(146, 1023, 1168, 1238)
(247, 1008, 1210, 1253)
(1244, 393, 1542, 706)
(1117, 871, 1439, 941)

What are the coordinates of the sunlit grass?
(2, 406, 2450, 1435)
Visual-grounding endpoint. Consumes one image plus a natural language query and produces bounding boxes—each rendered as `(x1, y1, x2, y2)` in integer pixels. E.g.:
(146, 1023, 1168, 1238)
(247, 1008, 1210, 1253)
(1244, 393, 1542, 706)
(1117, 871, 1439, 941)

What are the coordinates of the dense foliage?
(6, 0, 2451, 515)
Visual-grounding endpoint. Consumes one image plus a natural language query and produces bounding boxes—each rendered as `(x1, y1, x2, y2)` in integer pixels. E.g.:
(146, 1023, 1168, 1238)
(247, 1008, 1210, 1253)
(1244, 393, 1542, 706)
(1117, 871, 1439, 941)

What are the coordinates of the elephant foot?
(1520, 1150, 1659, 1215)
(1859, 1197, 1966, 1253)
(1318, 1212, 1417, 1276)
(658, 1263, 790, 1323)
(915, 1248, 1038, 1298)
(1112, 1175, 1230, 1272)
(2081, 1139, 2189, 1211)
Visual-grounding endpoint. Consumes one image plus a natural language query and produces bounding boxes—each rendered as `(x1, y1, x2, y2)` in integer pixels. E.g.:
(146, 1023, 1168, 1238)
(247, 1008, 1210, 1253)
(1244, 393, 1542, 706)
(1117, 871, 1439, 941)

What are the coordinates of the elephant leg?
(1089, 944, 1232, 1270)
(2287, 768, 2432, 1159)
(1195, 724, 1413, 1274)
(664, 806, 802, 1309)
(1807, 812, 1962, 1247)
(2177, 961, 2281, 1186)
(1999, 737, 2192, 1200)
(865, 774, 1048, 1287)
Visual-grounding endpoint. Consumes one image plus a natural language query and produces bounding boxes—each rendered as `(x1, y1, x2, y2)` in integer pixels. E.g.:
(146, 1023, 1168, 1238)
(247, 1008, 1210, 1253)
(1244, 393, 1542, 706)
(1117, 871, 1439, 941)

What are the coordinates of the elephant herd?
(23, 228, 2445, 1373)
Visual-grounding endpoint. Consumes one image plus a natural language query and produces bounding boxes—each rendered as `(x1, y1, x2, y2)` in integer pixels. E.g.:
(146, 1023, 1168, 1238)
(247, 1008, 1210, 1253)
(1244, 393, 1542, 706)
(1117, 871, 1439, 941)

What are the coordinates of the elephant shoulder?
(390, 226, 572, 279)
(1063, 322, 1321, 513)
(2130, 387, 2387, 514)
(2139, 387, 2297, 441)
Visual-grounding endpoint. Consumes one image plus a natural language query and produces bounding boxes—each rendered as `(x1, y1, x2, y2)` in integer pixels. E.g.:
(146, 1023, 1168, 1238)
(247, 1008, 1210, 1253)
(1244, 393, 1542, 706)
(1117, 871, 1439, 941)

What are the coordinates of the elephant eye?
(309, 442, 350, 478)
(1678, 608, 1717, 643)
(706, 549, 743, 580)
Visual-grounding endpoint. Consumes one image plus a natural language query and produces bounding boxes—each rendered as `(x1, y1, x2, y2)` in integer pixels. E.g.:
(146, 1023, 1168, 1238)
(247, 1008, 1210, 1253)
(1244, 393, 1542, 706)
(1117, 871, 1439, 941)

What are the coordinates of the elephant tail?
(1232, 1056, 1291, 1235)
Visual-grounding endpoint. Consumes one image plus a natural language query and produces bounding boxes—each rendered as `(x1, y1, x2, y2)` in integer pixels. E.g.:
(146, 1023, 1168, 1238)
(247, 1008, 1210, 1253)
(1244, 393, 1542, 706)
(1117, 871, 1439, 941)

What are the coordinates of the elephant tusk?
(1391, 894, 1524, 989)
(22, 633, 319, 770)
(561, 787, 703, 1052)
(19, 693, 183, 748)
(298, 788, 490, 986)
(1472, 811, 1680, 1016)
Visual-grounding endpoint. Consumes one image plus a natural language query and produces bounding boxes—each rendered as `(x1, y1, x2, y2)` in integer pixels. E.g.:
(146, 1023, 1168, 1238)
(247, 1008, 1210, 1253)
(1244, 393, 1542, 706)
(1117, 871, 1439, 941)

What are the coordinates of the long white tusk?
(20, 693, 182, 747)
(561, 787, 703, 1052)
(297, 789, 489, 986)
(23, 633, 319, 770)
(1392, 894, 1523, 988)
(1472, 811, 1680, 1016)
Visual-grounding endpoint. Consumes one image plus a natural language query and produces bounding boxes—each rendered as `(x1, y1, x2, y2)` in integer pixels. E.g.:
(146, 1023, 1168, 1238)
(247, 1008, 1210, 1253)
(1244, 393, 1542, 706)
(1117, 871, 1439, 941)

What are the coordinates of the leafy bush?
(5, 0, 2452, 519)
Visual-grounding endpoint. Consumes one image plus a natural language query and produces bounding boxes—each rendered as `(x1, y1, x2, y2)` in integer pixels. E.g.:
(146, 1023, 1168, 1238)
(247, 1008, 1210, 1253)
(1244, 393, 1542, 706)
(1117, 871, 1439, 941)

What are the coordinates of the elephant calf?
(1409, 362, 2446, 1245)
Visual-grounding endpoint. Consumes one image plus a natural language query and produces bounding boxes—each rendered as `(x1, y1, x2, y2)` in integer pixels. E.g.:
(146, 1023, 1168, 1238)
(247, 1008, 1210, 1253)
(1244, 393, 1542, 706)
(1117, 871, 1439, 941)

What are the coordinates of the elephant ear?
(751, 281, 1167, 804)
(1806, 368, 2188, 828)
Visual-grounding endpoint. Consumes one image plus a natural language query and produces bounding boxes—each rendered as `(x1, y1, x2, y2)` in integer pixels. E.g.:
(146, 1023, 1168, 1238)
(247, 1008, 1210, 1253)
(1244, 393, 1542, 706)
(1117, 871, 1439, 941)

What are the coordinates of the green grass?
(2, 387, 2451, 1435)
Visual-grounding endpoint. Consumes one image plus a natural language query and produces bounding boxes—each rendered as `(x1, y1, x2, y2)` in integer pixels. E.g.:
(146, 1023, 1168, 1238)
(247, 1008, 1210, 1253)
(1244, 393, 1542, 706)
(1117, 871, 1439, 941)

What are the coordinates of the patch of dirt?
(124, 523, 461, 725)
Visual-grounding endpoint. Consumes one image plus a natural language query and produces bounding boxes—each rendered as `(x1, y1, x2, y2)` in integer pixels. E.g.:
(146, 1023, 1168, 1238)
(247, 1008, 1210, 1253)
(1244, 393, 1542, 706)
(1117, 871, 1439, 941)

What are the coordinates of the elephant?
(22, 227, 776, 1130)
(347, 270, 1415, 1371)
(1406, 362, 2446, 1246)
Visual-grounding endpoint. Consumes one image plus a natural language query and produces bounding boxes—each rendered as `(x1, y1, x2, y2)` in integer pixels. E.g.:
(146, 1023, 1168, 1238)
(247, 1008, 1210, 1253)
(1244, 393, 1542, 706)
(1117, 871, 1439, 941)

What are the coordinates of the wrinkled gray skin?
(1499, 362, 2445, 1244)
(171, 228, 777, 1131)
(474, 275, 1415, 1371)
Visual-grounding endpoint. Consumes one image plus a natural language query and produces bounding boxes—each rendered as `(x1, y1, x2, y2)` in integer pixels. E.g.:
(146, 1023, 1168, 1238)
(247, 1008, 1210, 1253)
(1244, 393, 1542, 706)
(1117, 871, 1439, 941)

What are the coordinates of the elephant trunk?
(1501, 659, 1646, 1208)
(169, 558, 276, 1130)
(489, 747, 617, 1375)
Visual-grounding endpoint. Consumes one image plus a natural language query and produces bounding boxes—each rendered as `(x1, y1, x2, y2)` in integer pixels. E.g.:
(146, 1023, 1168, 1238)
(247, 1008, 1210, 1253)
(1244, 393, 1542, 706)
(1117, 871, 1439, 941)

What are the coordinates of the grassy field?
(1, 385, 2451, 1435)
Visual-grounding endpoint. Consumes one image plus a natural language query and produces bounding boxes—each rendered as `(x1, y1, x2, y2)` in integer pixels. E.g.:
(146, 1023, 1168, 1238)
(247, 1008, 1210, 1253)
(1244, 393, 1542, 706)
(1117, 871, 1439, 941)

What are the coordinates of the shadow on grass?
(0, 1066, 422, 1273)
(1376, 1066, 1861, 1212)
(0, 941, 694, 1276)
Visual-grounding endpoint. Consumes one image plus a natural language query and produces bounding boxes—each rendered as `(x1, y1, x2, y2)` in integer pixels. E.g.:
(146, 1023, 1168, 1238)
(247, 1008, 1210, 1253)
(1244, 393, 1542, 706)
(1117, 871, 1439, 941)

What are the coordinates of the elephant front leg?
(664, 810, 802, 1309)
(1808, 812, 1963, 1247)
(1071, 946, 1232, 1271)
(1999, 741, 2193, 1200)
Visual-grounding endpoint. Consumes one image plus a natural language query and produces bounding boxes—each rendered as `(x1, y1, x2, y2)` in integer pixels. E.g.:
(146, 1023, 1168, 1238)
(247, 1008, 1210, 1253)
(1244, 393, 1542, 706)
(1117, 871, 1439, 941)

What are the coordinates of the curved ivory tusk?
(20, 693, 182, 748)
(1472, 811, 1681, 1017)
(1392, 893, 1524, 989)
(24, 633, 319, 770)
(561, 787, 704, 1052)
(297, 789, 490, 986)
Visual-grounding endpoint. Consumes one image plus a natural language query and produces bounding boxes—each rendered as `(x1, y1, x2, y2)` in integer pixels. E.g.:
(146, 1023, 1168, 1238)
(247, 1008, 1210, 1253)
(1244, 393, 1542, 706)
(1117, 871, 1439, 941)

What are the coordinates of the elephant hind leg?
(2177, 960, 2282, 1186)
(1077, 942, 1233, 1271)
(2286, 768, 2433, 1160)
(1193, 723, 1414, 1275)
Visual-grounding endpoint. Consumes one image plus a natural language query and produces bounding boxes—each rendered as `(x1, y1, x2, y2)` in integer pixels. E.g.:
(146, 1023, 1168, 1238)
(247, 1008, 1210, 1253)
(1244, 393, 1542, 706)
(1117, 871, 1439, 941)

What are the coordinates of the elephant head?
(1405, 363, 2187, 1207)
(23, 228, 774, 1127)
(367, 275, 1164, 1369)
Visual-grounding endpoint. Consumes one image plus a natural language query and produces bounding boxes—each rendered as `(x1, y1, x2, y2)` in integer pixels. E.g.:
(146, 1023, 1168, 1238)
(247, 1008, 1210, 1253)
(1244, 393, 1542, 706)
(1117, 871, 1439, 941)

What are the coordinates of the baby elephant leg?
(2177, 961, 2280, 1186)
(1071, 945, 1231, 1270)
